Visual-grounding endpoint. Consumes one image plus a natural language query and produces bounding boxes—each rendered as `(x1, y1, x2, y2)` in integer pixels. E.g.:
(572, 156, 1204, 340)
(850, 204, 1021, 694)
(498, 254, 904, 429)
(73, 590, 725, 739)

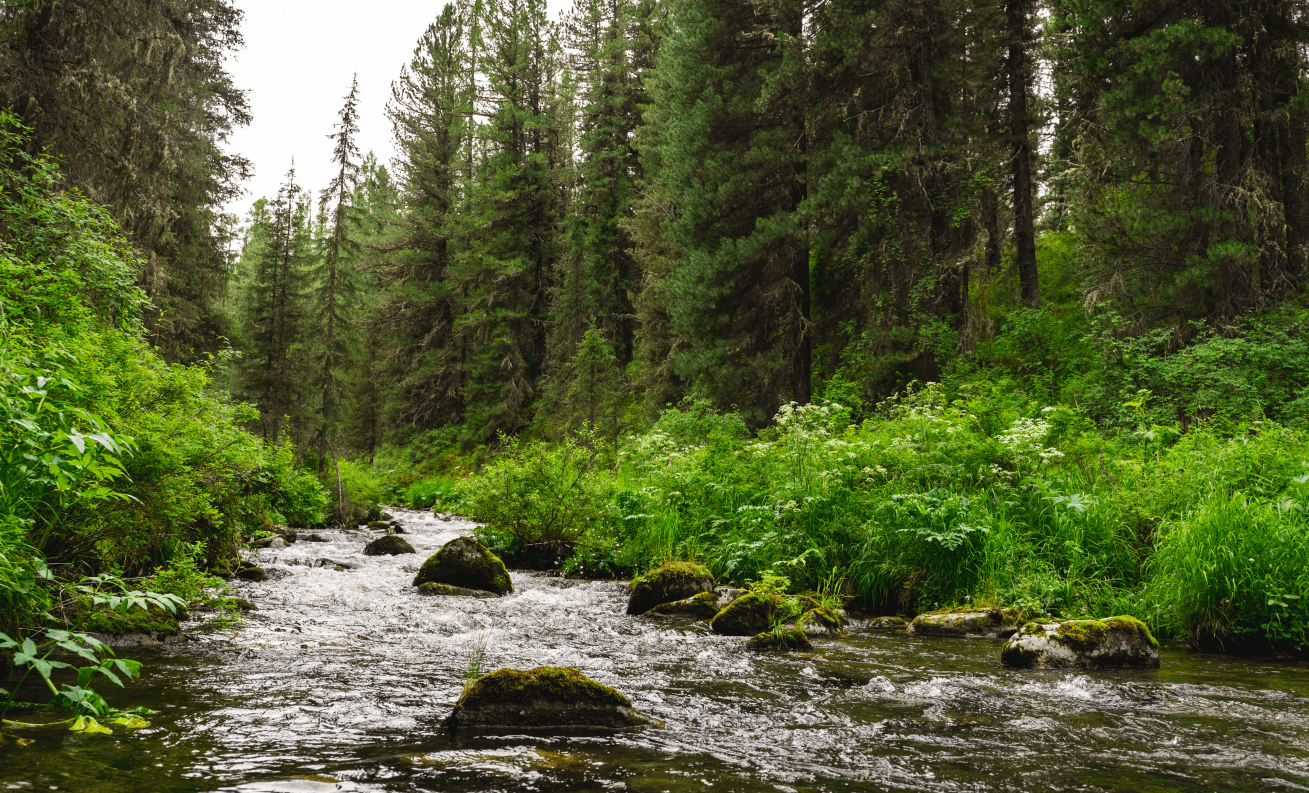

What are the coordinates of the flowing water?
(3, 509, 1309, 792)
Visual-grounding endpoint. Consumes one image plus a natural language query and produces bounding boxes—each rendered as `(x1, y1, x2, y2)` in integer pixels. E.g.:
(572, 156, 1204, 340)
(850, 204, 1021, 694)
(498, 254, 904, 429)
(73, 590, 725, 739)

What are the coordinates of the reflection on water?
(3, 509, 1309, 792)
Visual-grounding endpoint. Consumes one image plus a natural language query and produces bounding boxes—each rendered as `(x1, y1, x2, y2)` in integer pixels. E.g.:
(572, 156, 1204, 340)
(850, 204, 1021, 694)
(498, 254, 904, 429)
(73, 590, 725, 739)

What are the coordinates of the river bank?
(3, 508, 1307, 792)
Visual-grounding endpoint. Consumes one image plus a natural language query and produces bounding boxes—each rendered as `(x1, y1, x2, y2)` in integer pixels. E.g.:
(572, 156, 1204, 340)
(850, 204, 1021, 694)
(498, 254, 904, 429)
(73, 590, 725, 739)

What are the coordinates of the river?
(2, 508, 1308, 791)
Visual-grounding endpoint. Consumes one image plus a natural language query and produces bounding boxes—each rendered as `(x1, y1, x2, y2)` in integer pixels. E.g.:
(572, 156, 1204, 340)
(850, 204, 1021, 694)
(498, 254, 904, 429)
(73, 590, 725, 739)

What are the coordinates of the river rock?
(413, 537, 513, 595)
(645, 591, 720, 620)
(908, 607, 1023, 639)
(416, 582, 499, 598)
(866, 616, 908, 630)
(364, 535, 416, 556)
(445, 666, 662, 733)
(236, 565, 268, 582)
(715, 586, 745, 608)
(626, 562, 715, 615)
(367, 520, 393, 534)
(710, 592, 777, 635)
(305, 533, 328, 542)
(380, 512, 394, 521)
(747, 628, 813, 652)
(709, 593, 832, 636)
(1001, 616, 1160, 669)
(268, 536, 287, 550)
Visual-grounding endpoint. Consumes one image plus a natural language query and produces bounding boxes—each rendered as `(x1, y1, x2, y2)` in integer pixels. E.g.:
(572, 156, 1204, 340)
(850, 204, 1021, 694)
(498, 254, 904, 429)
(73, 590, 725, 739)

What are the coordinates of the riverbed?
(3, 508, 1308, 791)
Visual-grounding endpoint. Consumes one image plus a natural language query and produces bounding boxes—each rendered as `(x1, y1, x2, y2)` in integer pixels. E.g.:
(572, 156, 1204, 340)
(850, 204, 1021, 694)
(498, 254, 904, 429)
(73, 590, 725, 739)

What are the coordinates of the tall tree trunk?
(1007, 0, 1039, 308)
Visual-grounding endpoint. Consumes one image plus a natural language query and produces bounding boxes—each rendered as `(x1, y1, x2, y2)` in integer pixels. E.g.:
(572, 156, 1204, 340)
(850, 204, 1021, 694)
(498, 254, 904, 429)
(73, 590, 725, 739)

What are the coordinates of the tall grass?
(458, 384, 1309, 651)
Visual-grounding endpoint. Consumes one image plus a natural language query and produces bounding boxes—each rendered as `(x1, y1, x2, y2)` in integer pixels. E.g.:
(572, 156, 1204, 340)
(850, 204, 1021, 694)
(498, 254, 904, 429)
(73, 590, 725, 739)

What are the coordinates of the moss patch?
(413, 537, 513, 595)
(627, 561, 714, 615)
(1051, 615, 1159, 652)
(71, 601, 180, 636)
(646, 591, 720, 620)
(747, 628, 813, 652)
(458, 666, 630, 709)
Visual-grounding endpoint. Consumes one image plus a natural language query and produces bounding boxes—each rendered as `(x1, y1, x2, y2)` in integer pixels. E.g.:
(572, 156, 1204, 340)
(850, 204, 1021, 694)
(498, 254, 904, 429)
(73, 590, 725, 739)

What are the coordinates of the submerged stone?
(626, 561, 715, 615)
(416, 582, 499, 598)
(413, 537, 513, 595)
(866, 616, 908, 630)
(364, 535, 416, 556)
(1001, 616, 1160, 669)
(908, 607, 1023, 639)
(645, 591, 720, 620)
(746, 628, 813, 652)
(445, 666, 662, 733)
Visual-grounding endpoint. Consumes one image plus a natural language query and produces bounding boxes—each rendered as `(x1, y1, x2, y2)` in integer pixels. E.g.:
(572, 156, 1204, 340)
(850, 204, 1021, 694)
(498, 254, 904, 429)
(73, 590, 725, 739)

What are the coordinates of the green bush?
(460, 432, 618, 569)
(1144, 493, 1309, 652)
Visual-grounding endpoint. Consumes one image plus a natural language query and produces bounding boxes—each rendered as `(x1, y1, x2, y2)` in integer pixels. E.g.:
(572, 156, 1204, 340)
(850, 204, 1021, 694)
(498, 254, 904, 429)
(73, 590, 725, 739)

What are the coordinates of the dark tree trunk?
(1007, 0, 1040, 308)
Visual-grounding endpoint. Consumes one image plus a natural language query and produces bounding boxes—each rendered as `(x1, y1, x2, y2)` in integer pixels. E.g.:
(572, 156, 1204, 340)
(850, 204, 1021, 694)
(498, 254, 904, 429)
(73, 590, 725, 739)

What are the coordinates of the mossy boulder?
(1001, 616, 1161, 669)
(416, 582, 499, 598)
(746, 628, 813, 652)
(236, 565, 268, 582)
(445, 666, 662, 733)
(866, 615, 908, 630)
(72, 602, 180, 637)
(800, 605, 846, 636)
(413, 537, 513, 595)
(907, 607, 1023, 639)
(626, 561, 715, 615)
(709, 592, 829, 636)
(645, 591, 720, 620)
(364, 535, 416, 556)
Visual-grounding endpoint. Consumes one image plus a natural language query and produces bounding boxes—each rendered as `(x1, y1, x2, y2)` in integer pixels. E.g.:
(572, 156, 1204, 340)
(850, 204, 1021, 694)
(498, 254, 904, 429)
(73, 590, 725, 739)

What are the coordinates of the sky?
(222, 0, 568, 220)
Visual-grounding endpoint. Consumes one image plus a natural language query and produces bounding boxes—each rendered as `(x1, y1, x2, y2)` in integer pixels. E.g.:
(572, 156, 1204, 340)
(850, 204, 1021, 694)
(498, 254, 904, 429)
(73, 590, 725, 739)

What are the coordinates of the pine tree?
(638, 0, 811, 423)
(241, 164, 313, 443)
(1050, 0, 1309, 327)
(384, 2, 474, 432)
(452, 0, 568, 438)
(0, 0, 252, 362)
(550, 0, 649, 370)
(562, 328, 623, 444)
(311, 76, 363, 467)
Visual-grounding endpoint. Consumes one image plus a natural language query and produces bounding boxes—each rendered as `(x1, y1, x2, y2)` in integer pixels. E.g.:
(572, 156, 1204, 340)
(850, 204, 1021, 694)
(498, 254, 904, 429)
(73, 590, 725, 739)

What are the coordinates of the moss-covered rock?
(364, 535, 416, 556)
(746, 628, 813, 652)
(71, 602, 180, 637)
(1001, 616, 1161, 669)
(907, 607, 1023, 639)
(236, 565, 268, 582)
(709, 592, 828, 636)
(645, 591, 720, 620)
(416, 582, 499, 598)
(445, 666, 663, 733)
(626, 561, 715, 615)
(710, 592, 778, 635)
(413, 537, 513, 595)
(800, 606, 847, 637)
(866, 616, 908, 630)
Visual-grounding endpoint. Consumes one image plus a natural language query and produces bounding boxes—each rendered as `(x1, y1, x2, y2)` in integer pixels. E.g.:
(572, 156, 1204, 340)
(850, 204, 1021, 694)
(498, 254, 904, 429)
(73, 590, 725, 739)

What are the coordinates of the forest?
(3, 0, 1309, 731)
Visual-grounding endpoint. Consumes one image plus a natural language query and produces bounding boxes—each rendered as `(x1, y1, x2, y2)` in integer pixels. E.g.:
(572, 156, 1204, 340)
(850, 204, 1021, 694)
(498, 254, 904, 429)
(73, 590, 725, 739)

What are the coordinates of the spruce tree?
(384, 2, 474, 432)
(639, 0, 811, 423)
(241, 164, 313, 443)
(311, 76, 363, 467)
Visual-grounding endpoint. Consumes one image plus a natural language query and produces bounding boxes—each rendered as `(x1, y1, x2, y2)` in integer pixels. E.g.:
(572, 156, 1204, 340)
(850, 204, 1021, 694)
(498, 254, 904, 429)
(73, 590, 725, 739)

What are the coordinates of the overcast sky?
(223, 0, 568, 220)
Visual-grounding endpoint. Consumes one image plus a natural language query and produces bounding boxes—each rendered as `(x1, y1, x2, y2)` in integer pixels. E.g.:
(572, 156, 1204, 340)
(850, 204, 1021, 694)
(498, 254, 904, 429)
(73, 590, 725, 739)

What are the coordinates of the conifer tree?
(452, 0, 568, 437)
(384, 2, 475, 432)
(311, 76, 363, 467)
(638, 0, 812, 423)
(549, 0, 650, 379)
(241, 164, 313, 443)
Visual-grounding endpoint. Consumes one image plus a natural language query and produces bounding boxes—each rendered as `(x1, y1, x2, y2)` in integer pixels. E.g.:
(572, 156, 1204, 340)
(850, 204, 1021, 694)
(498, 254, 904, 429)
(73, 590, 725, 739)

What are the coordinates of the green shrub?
(460, 432, 617, 569)
(1145, 493, 1309, 651)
